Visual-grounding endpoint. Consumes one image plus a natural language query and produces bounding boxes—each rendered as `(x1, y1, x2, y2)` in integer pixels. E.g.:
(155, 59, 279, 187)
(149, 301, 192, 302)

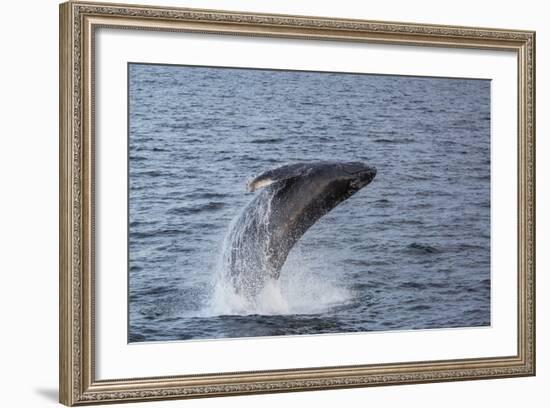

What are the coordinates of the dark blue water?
(128, 64, 491, 342)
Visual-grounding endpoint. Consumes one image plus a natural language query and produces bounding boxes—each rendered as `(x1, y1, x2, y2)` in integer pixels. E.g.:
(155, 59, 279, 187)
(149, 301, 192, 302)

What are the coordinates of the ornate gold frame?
(59, 1, 536, 405)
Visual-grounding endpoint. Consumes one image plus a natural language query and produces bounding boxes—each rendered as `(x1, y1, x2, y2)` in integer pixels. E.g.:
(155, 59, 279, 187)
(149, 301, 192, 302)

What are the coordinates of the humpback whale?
(222, 161, 377, 301)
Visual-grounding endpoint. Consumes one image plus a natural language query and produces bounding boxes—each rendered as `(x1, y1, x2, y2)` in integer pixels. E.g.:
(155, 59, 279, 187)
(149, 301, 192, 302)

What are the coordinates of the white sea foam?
(201, 184, 353, 317)
(205, 245, 353, 316)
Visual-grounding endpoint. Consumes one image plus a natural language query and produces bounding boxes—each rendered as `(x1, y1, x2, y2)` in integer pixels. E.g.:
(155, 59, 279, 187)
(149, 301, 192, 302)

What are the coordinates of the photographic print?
(128, 63, 491, 343)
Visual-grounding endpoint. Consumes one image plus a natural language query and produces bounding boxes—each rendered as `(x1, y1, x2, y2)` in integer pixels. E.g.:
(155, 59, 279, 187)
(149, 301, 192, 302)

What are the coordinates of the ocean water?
(128, 63, 491, 342)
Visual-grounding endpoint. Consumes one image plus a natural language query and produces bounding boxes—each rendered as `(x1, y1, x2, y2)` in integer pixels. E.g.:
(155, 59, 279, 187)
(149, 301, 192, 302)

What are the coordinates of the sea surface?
(128, 63, 491, 342)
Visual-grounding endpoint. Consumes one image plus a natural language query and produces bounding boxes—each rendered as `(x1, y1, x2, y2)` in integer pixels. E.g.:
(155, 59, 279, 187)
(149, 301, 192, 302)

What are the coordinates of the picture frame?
(59, 1, 536, 405)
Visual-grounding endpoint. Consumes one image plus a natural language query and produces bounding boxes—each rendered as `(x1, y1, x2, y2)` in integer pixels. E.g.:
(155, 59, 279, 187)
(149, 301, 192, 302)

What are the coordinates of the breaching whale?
(222, 161, 377, 302)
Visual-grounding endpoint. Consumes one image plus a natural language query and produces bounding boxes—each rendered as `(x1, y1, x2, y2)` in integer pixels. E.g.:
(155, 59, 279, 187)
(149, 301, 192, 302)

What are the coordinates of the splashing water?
(206, 254, 354, 316)
(220, 186, 278, 302)
(205, 188, 354, 316)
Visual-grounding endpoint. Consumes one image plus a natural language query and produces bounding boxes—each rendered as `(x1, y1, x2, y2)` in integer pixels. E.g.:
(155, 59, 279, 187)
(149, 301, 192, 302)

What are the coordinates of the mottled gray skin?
(224, 161, 377, 300)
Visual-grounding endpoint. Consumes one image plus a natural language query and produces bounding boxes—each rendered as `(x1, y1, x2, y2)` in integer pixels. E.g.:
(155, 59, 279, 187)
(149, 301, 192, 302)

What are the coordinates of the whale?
(222, 161, 377, 302)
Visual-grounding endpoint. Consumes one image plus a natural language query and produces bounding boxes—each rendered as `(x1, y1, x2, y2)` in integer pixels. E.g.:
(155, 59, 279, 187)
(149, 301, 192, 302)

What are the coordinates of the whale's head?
(247, 161, 376, 204)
